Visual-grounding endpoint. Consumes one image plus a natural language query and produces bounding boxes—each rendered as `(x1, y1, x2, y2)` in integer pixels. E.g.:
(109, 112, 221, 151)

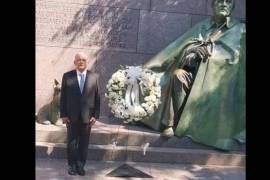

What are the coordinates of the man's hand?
(62, 117, 70, 124)
(89, 117, 96, 127)
(62, 117, 70, 127)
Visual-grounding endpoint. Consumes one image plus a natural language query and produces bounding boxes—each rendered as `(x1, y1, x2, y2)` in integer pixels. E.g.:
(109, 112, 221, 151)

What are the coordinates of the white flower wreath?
(105, 66, 161, 123)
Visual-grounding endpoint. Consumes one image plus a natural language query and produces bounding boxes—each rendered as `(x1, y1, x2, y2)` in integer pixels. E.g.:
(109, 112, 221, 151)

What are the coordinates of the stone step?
(36, 122, 245, 152)
(36, 142, 245, 167)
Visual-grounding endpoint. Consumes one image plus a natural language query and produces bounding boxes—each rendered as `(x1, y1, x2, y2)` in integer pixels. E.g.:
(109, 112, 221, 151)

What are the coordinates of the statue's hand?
(173, 69, 192, 89)
(183, 52, 197, 66)
(195, 46, 211, 62)
(184, 42, 212, 64)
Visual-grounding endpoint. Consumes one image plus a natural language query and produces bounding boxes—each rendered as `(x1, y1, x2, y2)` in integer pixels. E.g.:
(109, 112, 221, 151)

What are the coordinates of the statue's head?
(212, 0, 235, 18)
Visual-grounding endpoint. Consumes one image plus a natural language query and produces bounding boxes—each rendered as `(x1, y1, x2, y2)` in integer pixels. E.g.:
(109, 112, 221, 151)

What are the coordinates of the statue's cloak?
(141, 18, 246, 150)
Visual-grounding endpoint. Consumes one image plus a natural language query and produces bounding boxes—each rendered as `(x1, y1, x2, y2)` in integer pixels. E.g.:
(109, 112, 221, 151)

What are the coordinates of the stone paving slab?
(36, 158, 245, 180)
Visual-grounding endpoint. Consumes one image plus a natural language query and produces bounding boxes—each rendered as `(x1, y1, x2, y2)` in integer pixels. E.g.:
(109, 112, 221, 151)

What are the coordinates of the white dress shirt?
(76, 70, 87, 92)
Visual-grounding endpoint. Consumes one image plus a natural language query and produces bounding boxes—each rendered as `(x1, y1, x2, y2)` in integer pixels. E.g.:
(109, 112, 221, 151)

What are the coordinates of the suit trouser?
(67, 120, 90, 167)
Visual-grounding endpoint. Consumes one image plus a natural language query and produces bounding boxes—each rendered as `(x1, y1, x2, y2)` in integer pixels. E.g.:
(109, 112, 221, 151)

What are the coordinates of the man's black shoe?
(76, 166, 85, 176)
(68, 165, 77, 175)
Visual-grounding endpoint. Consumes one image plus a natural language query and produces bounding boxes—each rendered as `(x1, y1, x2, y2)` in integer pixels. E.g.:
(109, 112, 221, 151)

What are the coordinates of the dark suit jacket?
(60, 70, 100, 123)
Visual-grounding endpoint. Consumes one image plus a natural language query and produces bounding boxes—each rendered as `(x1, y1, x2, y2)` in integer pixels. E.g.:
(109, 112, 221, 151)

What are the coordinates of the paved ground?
(36, 158, 245, 180)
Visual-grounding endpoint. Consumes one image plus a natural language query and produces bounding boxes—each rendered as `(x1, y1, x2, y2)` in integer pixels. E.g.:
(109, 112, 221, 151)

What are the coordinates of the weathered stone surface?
(36, 158, 246, 180)
(88, 0, 150, 10)
(191, 14, 210, 27)
(137, 11, 191, 54)
(37, 0, 150, 10)
(128, 147, 245, 166)
(36, 120, 245, 165)
(87, 0, 150, 10)
(36, 1, 140, 51)
(36, 142, 245, 166)
(36, 122, 245, 151)
(206, 0, 246, 19)
(151, 0, 207, 14)
(233, 0, 246, 19)
(88, 145, 128, 161)
(36, 142, 128, 161)
(96, 51, 153, 116)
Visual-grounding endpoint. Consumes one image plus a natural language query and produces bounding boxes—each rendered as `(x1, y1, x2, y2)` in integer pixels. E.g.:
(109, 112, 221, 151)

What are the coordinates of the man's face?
(74, 54, 87, 72)
(213, 0, 235, 17)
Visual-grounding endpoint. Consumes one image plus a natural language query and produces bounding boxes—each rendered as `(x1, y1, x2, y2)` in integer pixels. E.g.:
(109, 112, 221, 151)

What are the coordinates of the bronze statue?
(36, 79, 63, 126)
(137, 0, 245, 150)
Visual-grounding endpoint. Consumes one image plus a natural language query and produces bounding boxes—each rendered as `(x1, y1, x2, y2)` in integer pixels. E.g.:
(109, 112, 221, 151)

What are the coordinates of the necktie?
(79, 73, 85, 93)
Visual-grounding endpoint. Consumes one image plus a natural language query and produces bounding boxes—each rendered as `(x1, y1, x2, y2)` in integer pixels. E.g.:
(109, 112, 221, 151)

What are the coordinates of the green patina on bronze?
(140, 0, 245, 150)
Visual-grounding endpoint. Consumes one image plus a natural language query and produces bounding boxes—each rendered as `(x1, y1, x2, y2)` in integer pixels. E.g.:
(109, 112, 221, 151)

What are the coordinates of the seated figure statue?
(36, 79, 63, 126)
(133, 0, 245, 150)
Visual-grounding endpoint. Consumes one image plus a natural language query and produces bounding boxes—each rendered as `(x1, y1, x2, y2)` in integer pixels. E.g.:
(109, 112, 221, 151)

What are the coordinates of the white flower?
(108, 79, 113, 84)
(119, 81, 125, 88)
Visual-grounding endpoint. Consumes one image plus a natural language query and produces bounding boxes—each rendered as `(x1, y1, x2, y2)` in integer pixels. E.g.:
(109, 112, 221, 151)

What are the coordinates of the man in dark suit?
(60, 52, 100, 176)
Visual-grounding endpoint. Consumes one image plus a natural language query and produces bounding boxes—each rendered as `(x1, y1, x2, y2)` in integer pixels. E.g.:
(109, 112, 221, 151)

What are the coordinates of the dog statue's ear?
(54, 79, 59, 86)
(53, 79, 61, 93)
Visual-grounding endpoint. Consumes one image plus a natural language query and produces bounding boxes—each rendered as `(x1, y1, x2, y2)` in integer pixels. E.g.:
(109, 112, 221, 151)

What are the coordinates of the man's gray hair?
(75, 52, 88, 60)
